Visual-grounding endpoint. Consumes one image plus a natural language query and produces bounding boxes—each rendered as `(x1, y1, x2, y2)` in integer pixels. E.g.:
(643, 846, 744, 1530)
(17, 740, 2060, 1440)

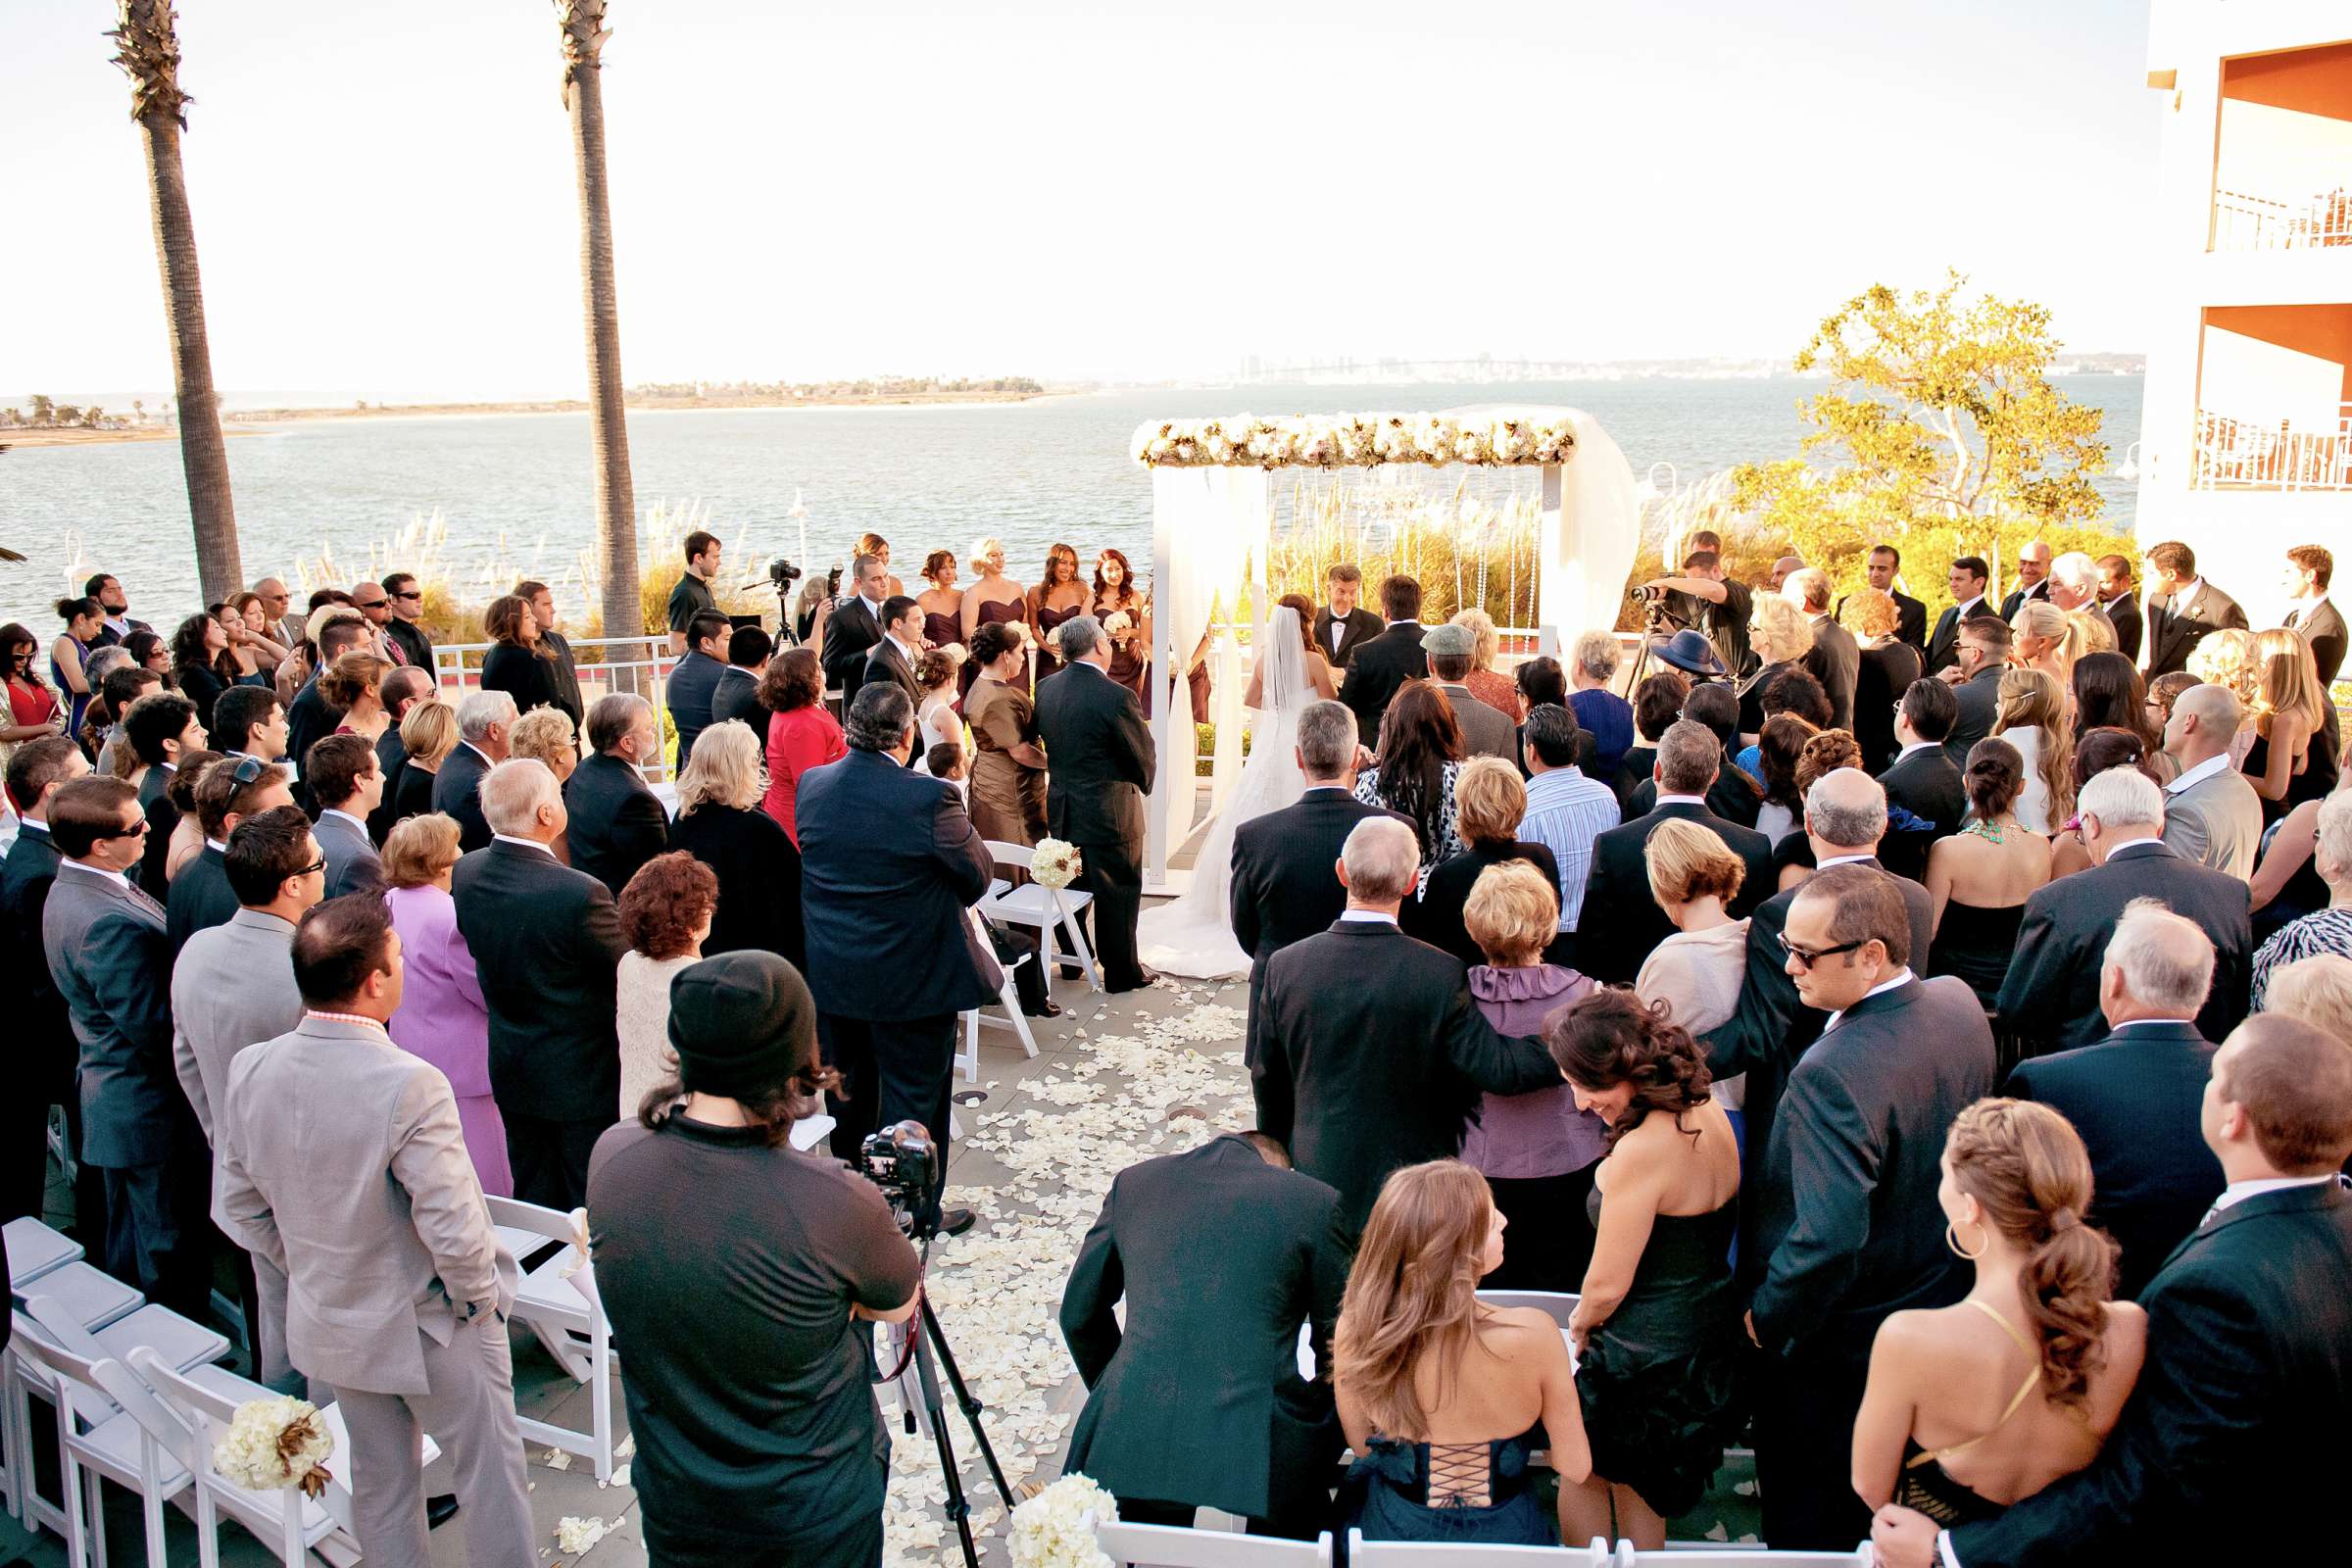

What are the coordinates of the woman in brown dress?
(964, 619, 1049, 844)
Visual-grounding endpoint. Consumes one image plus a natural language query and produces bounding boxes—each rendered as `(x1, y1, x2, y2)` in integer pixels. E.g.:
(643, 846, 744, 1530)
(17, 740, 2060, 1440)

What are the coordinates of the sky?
(2, 0, 2163, 401)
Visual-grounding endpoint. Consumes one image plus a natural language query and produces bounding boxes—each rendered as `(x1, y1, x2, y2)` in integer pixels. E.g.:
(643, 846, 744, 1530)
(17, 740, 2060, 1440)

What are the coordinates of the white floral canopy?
(1133, 405, 1642, 890)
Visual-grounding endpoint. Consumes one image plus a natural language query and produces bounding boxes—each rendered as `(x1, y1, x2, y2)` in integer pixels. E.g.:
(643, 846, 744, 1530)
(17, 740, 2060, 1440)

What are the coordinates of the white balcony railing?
(2211, 185, 2352, 251)
(2191, 402, 2352, 492)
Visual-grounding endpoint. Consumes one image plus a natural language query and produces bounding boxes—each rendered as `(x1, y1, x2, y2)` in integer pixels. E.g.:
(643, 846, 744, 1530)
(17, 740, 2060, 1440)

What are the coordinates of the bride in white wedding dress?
(1137, 605, 1319, 978)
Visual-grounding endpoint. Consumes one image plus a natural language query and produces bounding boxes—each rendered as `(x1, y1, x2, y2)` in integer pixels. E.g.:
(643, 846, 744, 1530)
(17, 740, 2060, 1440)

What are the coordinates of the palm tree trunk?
(112, 2, 241, 604)
(557, 2, 640, 650)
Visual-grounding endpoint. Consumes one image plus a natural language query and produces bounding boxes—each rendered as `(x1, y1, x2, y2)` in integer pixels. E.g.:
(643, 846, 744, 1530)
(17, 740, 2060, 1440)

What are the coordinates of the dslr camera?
(767, 558, 804, 590)
(859, 1119, 939, 1229)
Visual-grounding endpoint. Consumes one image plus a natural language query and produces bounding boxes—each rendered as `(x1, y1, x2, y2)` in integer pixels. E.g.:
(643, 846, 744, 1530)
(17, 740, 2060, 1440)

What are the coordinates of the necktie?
(2286, 609, 2301, 629)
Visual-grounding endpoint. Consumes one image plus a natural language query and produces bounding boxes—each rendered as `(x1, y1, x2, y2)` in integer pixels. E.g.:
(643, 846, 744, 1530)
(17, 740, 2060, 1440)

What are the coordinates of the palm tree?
(109, 1, 241, 604)
(555, 0, 640, 646)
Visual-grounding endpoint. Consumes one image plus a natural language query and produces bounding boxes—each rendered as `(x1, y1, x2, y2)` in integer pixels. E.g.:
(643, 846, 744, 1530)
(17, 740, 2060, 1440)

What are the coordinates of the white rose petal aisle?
(213, 1396, 335, 1498)
(880, 983, 1252, 1565)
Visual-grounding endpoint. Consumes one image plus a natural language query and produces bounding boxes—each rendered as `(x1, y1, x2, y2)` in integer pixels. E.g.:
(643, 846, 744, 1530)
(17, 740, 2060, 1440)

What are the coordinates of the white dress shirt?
(1822, 966, 1914, 1035)
(1338, 907, 1397, 928)
(489, 833, 556, 858)
(319, 808, 370, 839)
(2165, 752, 2231, 797)
(62, 858, 131, 891)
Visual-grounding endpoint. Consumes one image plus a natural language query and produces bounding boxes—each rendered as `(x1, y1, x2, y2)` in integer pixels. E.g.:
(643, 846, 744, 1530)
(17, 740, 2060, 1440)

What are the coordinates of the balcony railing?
(2191, 403, 2352, 492)
(2211, 185, 2352, 251)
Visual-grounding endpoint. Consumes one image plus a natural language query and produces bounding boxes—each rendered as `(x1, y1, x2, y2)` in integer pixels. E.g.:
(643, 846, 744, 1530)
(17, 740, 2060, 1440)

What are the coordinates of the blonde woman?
(2010, 601, 2082, 687)
(2187, 627, 2263, 772)
(1740, 594, 1815, 742)
(1334, 1161, 1589, 1546)
(1407, 758, 1564, 967)
(2243, 626, 2338, 821)
(1990, 668, 2072, 833)
(392, 697, 458, 823)
(509, 707, 578, 784)
(1844, 588, 1923, 773)
(669, 717, 804, 965)
(958, 535, 1030, 653)
(1449, 609, 1521, 719)
(2262, 952, 2352, 1038)
(1637, 817, 1751, 1119)
(380, 812, 511, 1196)
(319, 650, 391, 744)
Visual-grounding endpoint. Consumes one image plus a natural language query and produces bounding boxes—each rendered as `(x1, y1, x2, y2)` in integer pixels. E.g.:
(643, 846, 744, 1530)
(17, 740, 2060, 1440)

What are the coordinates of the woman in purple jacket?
(380, 811, 513, 1196)
(1458, 859, 1604, 1290)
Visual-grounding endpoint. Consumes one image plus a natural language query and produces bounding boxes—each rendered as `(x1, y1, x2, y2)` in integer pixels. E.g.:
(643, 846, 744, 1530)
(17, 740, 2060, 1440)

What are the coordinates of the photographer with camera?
(589, 951, 919, 1568)
(1641, 541, 1753, 680)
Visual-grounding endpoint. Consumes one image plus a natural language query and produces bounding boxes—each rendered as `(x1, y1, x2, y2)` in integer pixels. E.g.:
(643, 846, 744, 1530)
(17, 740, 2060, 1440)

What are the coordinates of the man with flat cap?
(1421, 622, 1516, 760)
(590, 952, 922, 1568)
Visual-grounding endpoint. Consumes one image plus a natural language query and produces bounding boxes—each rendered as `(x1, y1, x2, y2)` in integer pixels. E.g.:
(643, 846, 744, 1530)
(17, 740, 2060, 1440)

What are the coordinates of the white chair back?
(483, 1195, 614, 1481)
(1615, 1547, 1872, 1566)
(1096, 1521, 1334, 1568)
(1350, 1532, 1613, 1568)
(127, 1347, 331, 1568)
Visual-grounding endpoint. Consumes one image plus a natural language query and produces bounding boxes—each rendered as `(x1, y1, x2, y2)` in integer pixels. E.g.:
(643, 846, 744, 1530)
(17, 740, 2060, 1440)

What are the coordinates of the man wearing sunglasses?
(379, 573, 436, 671)
(1744, 862, 1995, 1551)
(41, 775, 213, 1319)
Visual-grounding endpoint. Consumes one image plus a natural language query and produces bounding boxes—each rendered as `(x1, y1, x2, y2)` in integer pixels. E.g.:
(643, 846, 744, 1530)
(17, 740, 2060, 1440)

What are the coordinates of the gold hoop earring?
(1945, 1219, 1986, 1260)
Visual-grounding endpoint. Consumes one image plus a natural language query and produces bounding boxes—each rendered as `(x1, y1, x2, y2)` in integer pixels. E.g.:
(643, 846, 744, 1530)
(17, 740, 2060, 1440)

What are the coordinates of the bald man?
(2001, 540, 2053, 619)
(2159, 684, 2262, 880)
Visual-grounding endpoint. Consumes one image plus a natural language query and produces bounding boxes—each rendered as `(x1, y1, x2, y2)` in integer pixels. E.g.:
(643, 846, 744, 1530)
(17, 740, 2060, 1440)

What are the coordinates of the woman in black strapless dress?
(1092, 547, 1150, 712)
(1028, 542, 1088, 684)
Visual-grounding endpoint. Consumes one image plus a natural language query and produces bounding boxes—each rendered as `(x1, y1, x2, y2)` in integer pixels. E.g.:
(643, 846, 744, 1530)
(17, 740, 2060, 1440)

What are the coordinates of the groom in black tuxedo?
(1310, 563, 1382, 670)
(1036, 614, 1156, 992)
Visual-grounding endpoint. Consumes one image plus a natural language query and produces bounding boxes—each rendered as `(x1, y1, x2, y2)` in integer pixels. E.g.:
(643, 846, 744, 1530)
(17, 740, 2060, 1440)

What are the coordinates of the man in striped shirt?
(1518, 704, 1621, 967)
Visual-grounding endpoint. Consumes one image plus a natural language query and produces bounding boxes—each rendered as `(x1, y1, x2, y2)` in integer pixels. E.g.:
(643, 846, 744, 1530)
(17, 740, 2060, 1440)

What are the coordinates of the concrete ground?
(4, 907, 1759, 1568)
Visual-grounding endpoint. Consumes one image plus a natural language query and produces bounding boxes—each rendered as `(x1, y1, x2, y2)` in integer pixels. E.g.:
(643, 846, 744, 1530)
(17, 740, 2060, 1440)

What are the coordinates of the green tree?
(1730, 270, 2113, 615)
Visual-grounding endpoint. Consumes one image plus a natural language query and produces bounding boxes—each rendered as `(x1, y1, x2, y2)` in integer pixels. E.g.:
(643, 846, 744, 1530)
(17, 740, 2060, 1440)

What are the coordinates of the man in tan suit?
(216, 895, 534, 1568)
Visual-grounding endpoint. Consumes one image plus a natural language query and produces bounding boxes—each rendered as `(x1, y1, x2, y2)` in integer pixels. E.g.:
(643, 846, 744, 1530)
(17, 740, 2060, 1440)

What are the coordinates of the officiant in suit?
(820, 552, 893, 706)
(1253, 816, 1559, 1235)
(451, 758, 627, 1209)
(862, 595, 930, 766)
(1874, 1014, 2352, 1568)
(2141, 539, 2246, 678)
(800, 682, 998, 1229)
(217, 894, 536, 1568)
(1036, 614, 1156, 993)
(1748, 864, 1995, 1551)
(1060, 1131, 1350, 1537)
(1311, 564, 1382, 670)
(1337, 574, 1429, 747)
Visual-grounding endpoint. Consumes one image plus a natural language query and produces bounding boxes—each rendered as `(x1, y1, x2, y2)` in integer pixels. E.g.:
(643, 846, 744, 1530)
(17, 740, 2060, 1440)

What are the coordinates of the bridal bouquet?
(213, 1396, 335, 1498)
(1032, 838, 1083, 890)
(1102, 611, 1134, 638)
(1008, 1473, 1119, 1568)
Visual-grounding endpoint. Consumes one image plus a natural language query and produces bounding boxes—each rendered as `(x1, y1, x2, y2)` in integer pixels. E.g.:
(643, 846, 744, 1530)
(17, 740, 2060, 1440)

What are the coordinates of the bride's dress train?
(1137, 608, 1311, 979)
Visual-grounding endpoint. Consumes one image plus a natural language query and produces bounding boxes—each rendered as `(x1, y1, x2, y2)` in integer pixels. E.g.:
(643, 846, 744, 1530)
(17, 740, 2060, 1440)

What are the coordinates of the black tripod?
(1622, 597, 1688, 693)
(884, 1233, 1015, 1568)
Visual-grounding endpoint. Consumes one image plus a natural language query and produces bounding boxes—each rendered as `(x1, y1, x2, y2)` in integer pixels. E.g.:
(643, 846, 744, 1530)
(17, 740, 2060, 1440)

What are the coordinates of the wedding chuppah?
(1130, 407, 1642, 977)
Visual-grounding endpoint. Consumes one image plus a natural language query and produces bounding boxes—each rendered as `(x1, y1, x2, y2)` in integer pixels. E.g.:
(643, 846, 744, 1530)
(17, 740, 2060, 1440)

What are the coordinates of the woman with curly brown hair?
(1851, 1098, 2144, 1525)
(1334, 1160, 1588, 1547)
(1546, 989, 1744, 1549)
(614, 852, 719, 1117)
(1353, 680, 1465, 892)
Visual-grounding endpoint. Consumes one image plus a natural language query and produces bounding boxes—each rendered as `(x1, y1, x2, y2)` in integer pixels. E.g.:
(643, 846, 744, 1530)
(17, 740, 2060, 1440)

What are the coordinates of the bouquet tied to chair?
(214, 1396, 335, 1498)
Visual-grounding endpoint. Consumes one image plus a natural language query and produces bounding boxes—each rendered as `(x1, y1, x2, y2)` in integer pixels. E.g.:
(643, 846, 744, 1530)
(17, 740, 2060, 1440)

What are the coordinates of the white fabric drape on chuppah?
(1538, 410, 1642, 642)
(1147, 466, 1266, 887)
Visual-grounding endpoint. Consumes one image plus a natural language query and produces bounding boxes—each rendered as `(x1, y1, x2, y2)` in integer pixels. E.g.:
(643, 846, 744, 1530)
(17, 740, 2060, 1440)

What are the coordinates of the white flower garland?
(213, 1396, 335, 1498)
(1132, 412, 1576, 469)
(1007, 1474, 1120, 1568)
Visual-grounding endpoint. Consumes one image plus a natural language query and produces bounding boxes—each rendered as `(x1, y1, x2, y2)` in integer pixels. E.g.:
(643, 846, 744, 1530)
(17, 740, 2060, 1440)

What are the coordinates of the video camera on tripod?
(752, 558, 845, 648)
(858, 1118, 939, 1235)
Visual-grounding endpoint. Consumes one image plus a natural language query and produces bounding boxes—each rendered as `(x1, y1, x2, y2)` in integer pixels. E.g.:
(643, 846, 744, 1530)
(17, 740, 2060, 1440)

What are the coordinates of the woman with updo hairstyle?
(1770, 727, 1868, 891)
(319, 649, 392, 744)
(1545, 989, 1744, 1549)
(1750, 711, 1820, 845)
(614, 852, 720, 1116)
(854, 532, 906, 598)
(2009, 600, 2082, 686)
(963, 617, 1049, 844)
(913, 548, 963, 657)
(2047, 725, 2160, 877)
(1926, 737, 2051, 1009)
(912, 646, 962, 757)
(1333, 1160, 1589, 1547)
(1990, 666, 2072, 833)
(1852, 1098, 2144, 1524)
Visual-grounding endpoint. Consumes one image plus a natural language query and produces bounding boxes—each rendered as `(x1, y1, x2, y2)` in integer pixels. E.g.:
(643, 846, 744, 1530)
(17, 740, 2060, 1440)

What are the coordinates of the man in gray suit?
(306, 733, 386, 898)
(41, 775, 212, 1317)
(1421, 623, 1516, 760)
(2160, 683, 2263, 880)
(171, 805, 322, 1390)
(1939, 615, 2010, 768)
(217, 895, 534, 1568)
(1787, 567, 1858, 731)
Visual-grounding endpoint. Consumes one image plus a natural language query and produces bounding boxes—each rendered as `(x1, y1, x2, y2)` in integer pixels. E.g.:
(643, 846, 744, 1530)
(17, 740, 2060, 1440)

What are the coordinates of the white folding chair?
(482, 1195, 615, 1481)
(122, 1348, 353, 1568)
(958, 908, 1040, 1083)
(977, 839, 1101, 990)
(1614, 1546, 1871, 1566)
(6, 1268, 140, 1531)
(9, 1331, 191, 1568)
(5, 1215, 84, 1289)
(1352, 1531, 1613, 1568)
(1474, 1291, 1580, 1333)
(1096, 1521, 1334, 1568)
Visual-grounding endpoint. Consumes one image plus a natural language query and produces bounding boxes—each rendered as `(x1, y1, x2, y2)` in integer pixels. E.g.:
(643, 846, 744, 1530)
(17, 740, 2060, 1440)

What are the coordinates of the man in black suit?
(169, 757, 297, 955)
(2004, 900, 2224, 1298)
(1060, 1131, 1349, 1536)
(819, 552, 892, 705)
(2140, 538, 2246, 679)
(1874, 1014, 2352, 1568)
(1999, 540, 2053, 621)
(1786, 567, 1858, 730)
(1231, 701, 1404, 1058)
(451, 758, 627, 1210)
(1, 737, 90, 1225)
(1925, 556, 1992, 676)
(799, 683, 997, 1230)
(432, 689, 514, 853)
(1940, 614, 2010, 768)
(284, 612, 369, 812)
(2281, 543, 2345, 687)
(84, 572, 153, 648)
(1310, 563, 1382, 670)
(1035, 614, 1156, 993)
(1996, 766, 2251, 1053)
(1337, 574, 1429, 748)
(1618, 683, 1764, 828)
(861, 596, 930, 766)
(1699, 768, 1936, 1259)
(368, 666, 432, 844)
(564, 694, 670, 899)
(1749, 864, 1995, 1550)
(1836, 543, 1929, 652)
(1580, 719, 1774, 985)
(41, 776, 214, 1317)
(712, 625, 770, 731)
(1254, 815, 1560, 1235)
(123, 691, 204, 899)
(666, 611, 729, 772)
(2094, 554, 2140, 667)
(1878, 679, 1967, 881)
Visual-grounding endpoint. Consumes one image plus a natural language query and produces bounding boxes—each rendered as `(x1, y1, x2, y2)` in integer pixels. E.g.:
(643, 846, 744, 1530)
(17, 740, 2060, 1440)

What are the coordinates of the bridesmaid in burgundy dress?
(1093, 547, 1152, 712)
(915, 549, 964, 651)
(1028, 541, 1089, 685)
(960, 536, 1030, 698)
